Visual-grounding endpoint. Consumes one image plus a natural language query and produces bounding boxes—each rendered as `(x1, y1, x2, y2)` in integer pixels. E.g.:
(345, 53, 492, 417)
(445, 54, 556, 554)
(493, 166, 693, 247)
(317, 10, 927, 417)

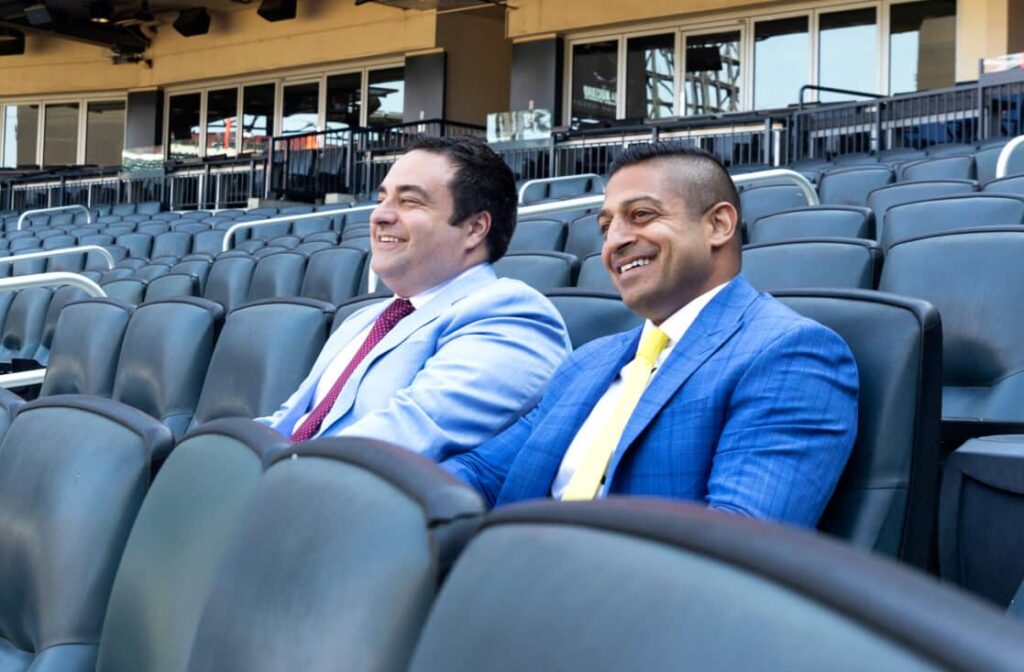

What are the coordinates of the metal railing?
(16, 205, 92, 231)
(518, 174, 604, 204)
(996, 134, 1024, 179)
(221, 205, 376, 251)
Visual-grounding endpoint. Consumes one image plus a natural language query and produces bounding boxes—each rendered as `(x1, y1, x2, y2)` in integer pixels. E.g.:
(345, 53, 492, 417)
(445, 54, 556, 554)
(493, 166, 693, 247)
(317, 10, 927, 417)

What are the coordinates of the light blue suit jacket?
(443, 275, 859, 527)
(259, 263, 571, 461)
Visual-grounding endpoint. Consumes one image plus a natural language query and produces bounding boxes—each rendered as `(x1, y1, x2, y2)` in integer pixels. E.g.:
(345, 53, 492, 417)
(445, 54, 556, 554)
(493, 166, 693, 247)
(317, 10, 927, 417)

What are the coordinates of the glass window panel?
(367, 67, 404, 127)
(282, 82, 319, 135)
(43, 102, 78, 166)
(85, 100, 125, 167)
(819, 8, 878, 102)
(326, 72, 362, 130)
(206, 87, 238, 157)
(754, 17, 809, 110)
(168, 92, 201, 160)
(685, 30, 742, 115)
(242, 83, 275, 154)
(571, 40, 618, 125)
(2, 104, 38, 168)
(890, 0, 956, 94)
(625, 33, 675, 120)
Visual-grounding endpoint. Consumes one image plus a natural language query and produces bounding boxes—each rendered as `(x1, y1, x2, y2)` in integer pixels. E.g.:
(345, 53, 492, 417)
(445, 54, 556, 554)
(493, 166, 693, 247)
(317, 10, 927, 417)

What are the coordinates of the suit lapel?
(318, 264, 498, 431)
(603, 276, 761, 481)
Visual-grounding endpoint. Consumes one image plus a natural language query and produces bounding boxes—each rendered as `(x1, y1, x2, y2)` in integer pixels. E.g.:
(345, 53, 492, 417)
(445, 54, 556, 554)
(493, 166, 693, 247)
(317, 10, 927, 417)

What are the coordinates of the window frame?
(0, 93, 125, 169)
(562, 0, 953, 124)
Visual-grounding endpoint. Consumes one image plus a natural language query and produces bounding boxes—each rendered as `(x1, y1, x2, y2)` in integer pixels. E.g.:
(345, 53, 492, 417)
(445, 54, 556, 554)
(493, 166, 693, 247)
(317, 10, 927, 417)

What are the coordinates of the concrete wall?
(436, 6, 511, 125)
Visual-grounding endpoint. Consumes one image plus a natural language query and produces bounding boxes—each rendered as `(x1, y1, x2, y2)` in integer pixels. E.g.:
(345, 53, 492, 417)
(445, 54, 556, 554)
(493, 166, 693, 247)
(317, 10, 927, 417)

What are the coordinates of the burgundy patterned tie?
(290, 298, 416, 442)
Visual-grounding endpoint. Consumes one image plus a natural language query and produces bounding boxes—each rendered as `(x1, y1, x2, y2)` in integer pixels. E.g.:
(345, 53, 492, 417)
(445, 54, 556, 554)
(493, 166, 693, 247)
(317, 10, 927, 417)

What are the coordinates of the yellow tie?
(562, 326, 670, 501)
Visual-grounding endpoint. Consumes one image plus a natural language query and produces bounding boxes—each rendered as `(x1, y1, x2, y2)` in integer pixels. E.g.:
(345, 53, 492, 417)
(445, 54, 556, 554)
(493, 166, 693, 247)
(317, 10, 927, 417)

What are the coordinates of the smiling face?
(370, 149, 490, 297)
(599, 160, 739, 324)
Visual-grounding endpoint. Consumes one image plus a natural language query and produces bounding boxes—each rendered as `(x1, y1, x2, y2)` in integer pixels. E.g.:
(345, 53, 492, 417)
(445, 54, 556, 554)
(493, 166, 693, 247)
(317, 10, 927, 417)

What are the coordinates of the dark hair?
(609, 142, 742, 225)
(406, 135, 517, 262)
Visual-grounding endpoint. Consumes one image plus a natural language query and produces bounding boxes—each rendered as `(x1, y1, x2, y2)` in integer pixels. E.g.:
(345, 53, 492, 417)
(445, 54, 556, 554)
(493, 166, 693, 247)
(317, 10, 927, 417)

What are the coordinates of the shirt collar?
(642, 278, 732, 353)
(396, 262, 490, 310)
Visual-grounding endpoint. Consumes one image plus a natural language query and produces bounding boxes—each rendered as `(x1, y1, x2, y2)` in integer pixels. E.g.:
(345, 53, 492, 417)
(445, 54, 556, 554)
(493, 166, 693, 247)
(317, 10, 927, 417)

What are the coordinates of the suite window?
(2, 104, 38, 168)
(754, 17, 809, 110)
(43, 102, 78, 166)
(890, 0, 956, 94)
(367, 67, 404, 127)
(282, 82, 319, 135)
(326, 72, 362, 131)
(242, 83, 275, 154)
(571, 40, 618, 125)
(625, 33, 675, 120)
(819, 8, 878, 101)
(206, 87, 238, 157)
(168, 92, 201, 159)
(85, 100, 125, 167)
(685, 30, 741, 115)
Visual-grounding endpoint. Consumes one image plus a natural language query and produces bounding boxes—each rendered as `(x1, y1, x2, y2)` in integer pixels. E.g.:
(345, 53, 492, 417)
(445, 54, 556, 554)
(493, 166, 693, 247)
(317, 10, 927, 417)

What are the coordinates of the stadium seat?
(171, 260, 212, 293)
(973, 145, 1003, 184)
(879, 228, 1024, 441)
(144, 273, 201, 302)
(294, 240, 333, 257)
(190, 298, 333, 426)
(406, 498, 1024, 672)
(748, 206, 874, 244)
(203, 256, 257, 312)
(331, 293, 389, 331)
(96, 419, 288, 672)
(151, 231, 193, 260)
(12, 249, 47, 276)
(341, 224, 371, 241)
(866, 181, 976, 238)
(111, 297, 225, 438)
(775, 290, 941, 567)
(508, 219, 567, 252)
(87, 245, 127, 271)
(981, 174, 1024, 197)
(300, 247, 366, 305)
(247, 251, 307, 301)
(134, 263, 172, 283)
(0, 395, 173, 672)
(111, 203, 136, 216)
(184, 436, 484, 672)
(268, 235, 301, 250)
(818, 166, 893, 206)
(939, 436, 1024, 607)
(40, 298, 133, 397)
(290, 216, 332, 238)
(926, 142, 976, 157)
(41, 234, 77, 249)
(564, 213, 604, 260)
(0, 287, 53, 367)
(493, 251, 577, 291)
(739, 185, 810, 230)
(136, 201, 162, 215)
(575, 253, 615, 293)
(138, 223, 170, 236)
(33, 285, 90, 365)
(192, 230, 227, 256)
(880, 194, 1024, 249)
(831, 152, 879, 166)
(302, 231, 340, 245)
(115, 233, 153, 260)
(743, 239, 881, 291)
(544, 289, 643, 348)
(252, 245, 290, 260)
(46, 248, 86, 273)
(898, 155, 975, 182)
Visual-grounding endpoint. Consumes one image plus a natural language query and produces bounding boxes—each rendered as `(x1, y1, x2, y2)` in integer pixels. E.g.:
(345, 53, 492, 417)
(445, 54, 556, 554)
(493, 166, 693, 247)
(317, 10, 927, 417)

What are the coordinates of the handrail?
(996, 135, 1024, 179)
(516, 168, 818, 218)
(0, 271, 106, 389)
(17, 204, 92, 231)
(518, 174, 604, 205)
(0, 245, 116, 271)
(222, 205, 376, 251)
(798, 84, 886, 109)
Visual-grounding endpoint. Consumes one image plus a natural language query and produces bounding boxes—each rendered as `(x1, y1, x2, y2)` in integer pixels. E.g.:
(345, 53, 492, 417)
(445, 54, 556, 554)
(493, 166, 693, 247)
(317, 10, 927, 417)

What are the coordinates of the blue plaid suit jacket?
(442, 275, 859, 527)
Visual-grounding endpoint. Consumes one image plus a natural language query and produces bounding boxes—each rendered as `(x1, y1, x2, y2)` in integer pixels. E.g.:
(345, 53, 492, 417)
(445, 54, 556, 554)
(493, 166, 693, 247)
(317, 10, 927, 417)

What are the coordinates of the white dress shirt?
(550, 280, 730, 499)
(294, 265, 477, 428)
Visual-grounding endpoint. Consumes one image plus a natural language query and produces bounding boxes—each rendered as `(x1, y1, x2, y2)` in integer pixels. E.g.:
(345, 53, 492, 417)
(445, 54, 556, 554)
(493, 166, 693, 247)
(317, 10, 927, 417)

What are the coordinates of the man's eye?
(633, 210, 653, 220)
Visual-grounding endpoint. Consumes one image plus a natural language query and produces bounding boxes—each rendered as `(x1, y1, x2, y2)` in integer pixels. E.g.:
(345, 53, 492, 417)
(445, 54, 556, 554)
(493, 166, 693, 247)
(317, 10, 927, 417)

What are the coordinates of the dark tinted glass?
(3, 104, 38, 168)
(242, 83, 275, 154)
(282, 82, 319, 135)
(206, 88, 238, 157)
(86, 100, 125, 167)
(572, 40, 618, 125)
(685, 30, 741, 115)
(625, 33, 675, 120)
(367, 67, 404, 127)
(168, 92, 201, 159)
(890, 0, 956, 93)
(327, 72, 362, 130)
(43, 102, 79, 166)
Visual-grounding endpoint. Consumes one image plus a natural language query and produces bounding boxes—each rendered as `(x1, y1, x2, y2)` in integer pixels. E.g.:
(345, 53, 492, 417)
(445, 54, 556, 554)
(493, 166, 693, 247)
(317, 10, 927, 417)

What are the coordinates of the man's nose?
(604, 218, 635, 251)
(370, 201, 396, 226)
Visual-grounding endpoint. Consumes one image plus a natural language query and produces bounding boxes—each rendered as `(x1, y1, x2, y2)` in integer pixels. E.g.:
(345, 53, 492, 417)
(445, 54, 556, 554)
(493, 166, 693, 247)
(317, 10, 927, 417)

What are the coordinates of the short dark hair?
(406, 135, 517, 262)
(609, 142, 742, 225)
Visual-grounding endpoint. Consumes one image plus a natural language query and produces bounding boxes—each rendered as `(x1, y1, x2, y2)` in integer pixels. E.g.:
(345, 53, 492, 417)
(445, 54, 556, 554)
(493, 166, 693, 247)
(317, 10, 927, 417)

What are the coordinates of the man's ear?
(706, 202, 739, 250)
(464, 211, 492, 253)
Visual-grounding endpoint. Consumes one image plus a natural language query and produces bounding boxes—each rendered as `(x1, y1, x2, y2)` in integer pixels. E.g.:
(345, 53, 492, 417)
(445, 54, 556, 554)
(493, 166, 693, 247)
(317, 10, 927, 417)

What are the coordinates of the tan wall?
(0, 0, 436, 97)
(437, 6, 512, 124)
(957, 0, 1009, 81)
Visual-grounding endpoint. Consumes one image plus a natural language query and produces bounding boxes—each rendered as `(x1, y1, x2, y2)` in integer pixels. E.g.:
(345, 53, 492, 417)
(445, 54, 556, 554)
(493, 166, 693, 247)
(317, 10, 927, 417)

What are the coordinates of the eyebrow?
(378, 184, 432, 201)
(598, 195, 666, 220)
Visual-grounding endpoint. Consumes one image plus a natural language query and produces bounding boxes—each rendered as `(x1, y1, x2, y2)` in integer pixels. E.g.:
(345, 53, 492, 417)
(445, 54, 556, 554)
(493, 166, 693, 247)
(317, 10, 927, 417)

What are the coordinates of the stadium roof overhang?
(354, 0, 506, 10)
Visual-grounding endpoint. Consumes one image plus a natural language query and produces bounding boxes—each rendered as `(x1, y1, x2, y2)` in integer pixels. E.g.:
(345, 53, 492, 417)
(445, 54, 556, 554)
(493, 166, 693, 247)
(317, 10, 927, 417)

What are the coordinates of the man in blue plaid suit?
(442, 143, 859, 527)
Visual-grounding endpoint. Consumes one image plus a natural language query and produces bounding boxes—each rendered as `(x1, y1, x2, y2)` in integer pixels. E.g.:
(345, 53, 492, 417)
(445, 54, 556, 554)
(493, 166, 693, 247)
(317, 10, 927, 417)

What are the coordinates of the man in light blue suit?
(259, 136, 570, 461)
(443, 143, 859, 526)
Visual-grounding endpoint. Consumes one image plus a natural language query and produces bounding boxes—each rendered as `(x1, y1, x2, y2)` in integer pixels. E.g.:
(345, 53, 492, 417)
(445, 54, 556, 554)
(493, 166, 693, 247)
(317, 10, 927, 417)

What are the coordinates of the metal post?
(762, 118, 773, 165)
(547, 135, 557, 179)
(201, 163, 211, 210)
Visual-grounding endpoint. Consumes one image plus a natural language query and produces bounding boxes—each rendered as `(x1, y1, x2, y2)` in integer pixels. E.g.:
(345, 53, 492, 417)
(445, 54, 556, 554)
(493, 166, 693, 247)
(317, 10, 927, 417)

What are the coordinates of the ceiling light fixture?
(89, 1, 113, 23)
(173, 8, 211, 37)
